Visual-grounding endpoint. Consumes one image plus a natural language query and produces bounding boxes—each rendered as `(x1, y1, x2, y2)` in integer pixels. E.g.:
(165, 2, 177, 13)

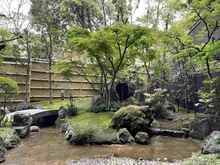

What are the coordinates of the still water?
(4, 127, 201, 165)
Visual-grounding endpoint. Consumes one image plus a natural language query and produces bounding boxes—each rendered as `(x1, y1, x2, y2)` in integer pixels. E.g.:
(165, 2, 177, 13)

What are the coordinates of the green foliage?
(0, 76, 19, 97)
(198, 77, 220, 112)
(68, 111, 114, 131)
(183, 153, 220, 165)
(64, 23, 150, 110)
(67, 105, 78, 116)
(70, 122, 117, 145)
(149, 88, 168, 105)
(0, 127, 15, 139)
(0, 76, 18, 127)
(87, 105, 106, 113)
(69, 122, 101, 145)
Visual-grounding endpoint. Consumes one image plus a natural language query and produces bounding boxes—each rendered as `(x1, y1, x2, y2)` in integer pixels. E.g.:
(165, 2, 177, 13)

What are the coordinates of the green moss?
(0, 127, 14, 139)
(114, 105, 147, 117)
(68, 112, 114, 130)
(31, 97, 91, 110)
(183, 154, 220, 165)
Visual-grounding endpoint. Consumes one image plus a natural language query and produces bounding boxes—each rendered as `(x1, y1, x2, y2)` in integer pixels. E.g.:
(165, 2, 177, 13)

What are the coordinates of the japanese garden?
(0, 0, 220, 164)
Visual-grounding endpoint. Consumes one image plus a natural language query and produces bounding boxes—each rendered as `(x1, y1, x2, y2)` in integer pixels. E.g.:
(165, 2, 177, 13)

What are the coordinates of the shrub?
(69, 122, 117, 145)
(0, 76, 18, 127)
(87, 104, 106, 113)
(70, 122, 100, 145)
(67, 105, 78, 116)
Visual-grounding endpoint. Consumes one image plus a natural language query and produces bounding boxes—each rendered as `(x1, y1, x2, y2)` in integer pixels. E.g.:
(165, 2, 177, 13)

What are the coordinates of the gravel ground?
(66, 156, 183, 165)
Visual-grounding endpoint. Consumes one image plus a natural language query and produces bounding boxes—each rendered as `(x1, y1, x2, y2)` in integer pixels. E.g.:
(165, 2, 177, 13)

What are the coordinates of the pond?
(4, 127, 201, 165)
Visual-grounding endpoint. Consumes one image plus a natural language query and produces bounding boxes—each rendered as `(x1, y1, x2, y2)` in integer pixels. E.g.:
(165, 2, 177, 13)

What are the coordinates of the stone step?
(148, 128, 189, 138)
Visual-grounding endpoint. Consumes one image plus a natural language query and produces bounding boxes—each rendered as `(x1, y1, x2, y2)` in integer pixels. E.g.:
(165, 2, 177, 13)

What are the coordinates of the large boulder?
(116, 128, 134, 144)
(16, 102, 29, 111)
(12, 112, 32, 127)
(135, 132, 150, 144)
(13, 126, 30, 139)
(12, 112, 32, 138)
(112, 105, 154, 136)
(201, 131, 220, 154)
(189, 114, 220, 140)
(91, 96, 105, 107)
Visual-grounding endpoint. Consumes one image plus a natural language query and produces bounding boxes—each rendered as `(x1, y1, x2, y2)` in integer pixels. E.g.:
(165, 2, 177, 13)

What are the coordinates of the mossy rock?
(112, 105, 154, 136)
(135, 132, 150, 144)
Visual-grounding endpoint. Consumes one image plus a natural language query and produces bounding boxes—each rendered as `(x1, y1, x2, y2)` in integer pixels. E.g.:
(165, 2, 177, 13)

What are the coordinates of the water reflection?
(4, 127, 201, 165)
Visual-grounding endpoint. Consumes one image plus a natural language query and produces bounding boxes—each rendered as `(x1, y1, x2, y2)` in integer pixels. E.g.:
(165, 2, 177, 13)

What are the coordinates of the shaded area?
(7, 109, 58, 127)
(4, 127, 201, 165)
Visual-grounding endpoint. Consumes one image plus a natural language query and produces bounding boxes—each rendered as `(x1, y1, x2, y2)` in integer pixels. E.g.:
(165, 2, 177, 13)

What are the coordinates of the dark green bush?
(87, 104, 106, 113)
(67, 105, 78, 116)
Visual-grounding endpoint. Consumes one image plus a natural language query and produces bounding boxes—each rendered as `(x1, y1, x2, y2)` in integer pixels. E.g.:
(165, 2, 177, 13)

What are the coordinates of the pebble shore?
(66, 156, 183, 165)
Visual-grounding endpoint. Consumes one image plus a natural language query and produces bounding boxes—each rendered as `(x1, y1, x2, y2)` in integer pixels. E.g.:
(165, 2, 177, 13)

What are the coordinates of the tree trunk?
(25, 32, 31, 102)
(185, 90, 189, 113)
(49, 35, 53, 104)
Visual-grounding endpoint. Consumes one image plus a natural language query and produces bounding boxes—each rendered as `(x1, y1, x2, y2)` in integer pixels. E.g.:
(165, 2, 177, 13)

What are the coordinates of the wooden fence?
(0, 57, 100, 103)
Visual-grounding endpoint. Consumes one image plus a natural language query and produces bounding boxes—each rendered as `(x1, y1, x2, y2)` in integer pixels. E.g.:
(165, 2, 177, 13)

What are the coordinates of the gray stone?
(16, 102, 29, 111)
(13, 126, 30, 138)
(182, 121, 190, 132)
(0, 107, 10, 114)
(116, 128, 134, 144)
(65, 128, 74, 141)
(60, 123, 69, 133)
(0, 137, 5, 153)
(135, 132, 150, 144)
(201, 131, 220, 154)
(58, 106, 67, 119)
(4, 134, 20, 149)
(9, 106, 16, 112)
(33, 104, 43, 109)
(127, 81, 138, 97)
(134, 91, 145, 104)
(189, 114, 220, 140)
(91, 96, 105, 107)
(12, 112, 32, 127)
(0, 151, 5, 163)
(30, 126, 40, 132)
(55, 117, 68, 128)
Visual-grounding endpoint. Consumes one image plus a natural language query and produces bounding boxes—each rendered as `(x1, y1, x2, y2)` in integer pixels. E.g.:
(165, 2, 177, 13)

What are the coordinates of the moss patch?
(31, 97, 91, 110)
(183, 153, 220, 165)
(68, 112, 114, 131)
(0, 127, 14, 139)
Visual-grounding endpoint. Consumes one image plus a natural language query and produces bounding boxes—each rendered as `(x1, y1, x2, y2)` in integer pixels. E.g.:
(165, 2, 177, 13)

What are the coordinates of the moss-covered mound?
(112, 105, 154, 136)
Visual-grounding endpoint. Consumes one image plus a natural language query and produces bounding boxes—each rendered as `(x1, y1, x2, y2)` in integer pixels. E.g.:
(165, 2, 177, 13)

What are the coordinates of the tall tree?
(30, 0, 64, 104)
(60, 23, 149, 110)
(170, 0, 220, 112)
